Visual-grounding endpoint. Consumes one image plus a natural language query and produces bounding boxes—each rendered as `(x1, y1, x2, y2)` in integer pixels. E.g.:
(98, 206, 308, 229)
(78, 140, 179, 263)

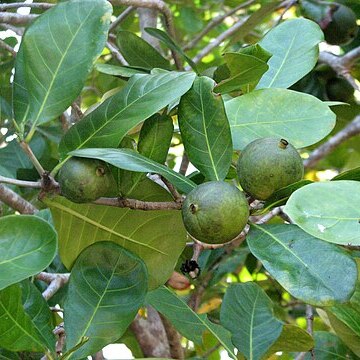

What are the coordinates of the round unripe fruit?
(237, 138, 304, 200)
(326, 77, 354, 102)
(58, 157, 116, 203)
(323, 4, 358, 46)
(182, 181, 249, 244)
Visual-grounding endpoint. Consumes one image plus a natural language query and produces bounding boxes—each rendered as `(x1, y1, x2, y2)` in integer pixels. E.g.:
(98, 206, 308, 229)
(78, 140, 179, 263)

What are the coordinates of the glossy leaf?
(257, 18, 323, 89)
(332, 167, 360, 182)
(117, 31, 170, 69)
(95, 64, 148, 77)
(220, 282, 283, 360)
(20, 281, 56, 350)
(0, 284, 49, 352)
(225, 88, 336, 150)
(284, 181, 360, 245)
(0, 215, 58, 290)
(59, 71, 195, 158)
(178, 76, 232, 181)
(248, 224, 357, 305)
(147, 285, 236, 359)
(304, 331, 358, 360)
(145, 27, 199, 73)
(64, 242, 148, 358)
(214, 53, 268, 93)
(45, 191, 186, 290)
(13, 0, 112, 134)
(70, 148, 196, 194)
(264, 324, 314, 358)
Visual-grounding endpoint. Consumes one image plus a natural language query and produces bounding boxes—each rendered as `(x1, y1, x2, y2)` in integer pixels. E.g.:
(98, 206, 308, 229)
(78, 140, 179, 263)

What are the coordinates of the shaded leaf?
(95, 64, 148, 77)
(45, 192, 186, 290)
(238, 44, 272, 63)
(64, 242, 148, 359)
(70, 148, 196, 194)
(220, 282, 283, 360)
(214, 53, 268, 93)
(284, 181, 360, 245)
(13, 0, 112, 135)
(146, 286, 236, 359)
(178, 76, 232, 181)
(0, 215, 58, 290)
(117, 31, 170, 69)
(248, 224, 357, 305)
(0, 284, 49, 352)
(225, 88, 336, 150)
(264, 324, 314, 358)
(257, 18, 323, 89)
(332, 167, 360, 182)
(59, 71, 195, 159)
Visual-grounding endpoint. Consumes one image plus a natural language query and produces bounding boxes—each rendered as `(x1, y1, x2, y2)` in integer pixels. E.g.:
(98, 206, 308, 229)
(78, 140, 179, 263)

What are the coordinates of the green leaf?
(69, 148, 196, 194)
(116, 31, 170, 69)
(58, 71, 195, 159)
(264, 324, 314, 358)
(0, 349, 21, 360)
(20, 280, 56, 351)
(64, 242, 148, 359)
(0, 284, 49, 352)
(220, 282, 283, 360)
(0, 215, 58, 290)
(248, 224, 357, 306)
(262, 180, 313, 213)
(214, 53, 269, 93)
(144, 27, 199, 73)
(303, 331, 358, 360)
(325, 304, 360, 357)
(178, 76, 232, 181)
(45, 194, 186, 290)
(237, 44, 272, 63)
(257, 18, 323, 89)
(13, 0, 112, 136)
(284, 181, 360, 245)
(95, 63, 148, 77)
(332, 167, 360, 181)
(225, 88, 336, 150)
(146, 285, 236, 359)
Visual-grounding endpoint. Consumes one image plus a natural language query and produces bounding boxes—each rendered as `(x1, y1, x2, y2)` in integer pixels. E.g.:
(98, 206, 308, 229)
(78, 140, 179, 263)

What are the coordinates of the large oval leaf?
(248, 224, 357, 306)
(0, 215, 57, 290)
(13, 0, 112, 135)
(220, 282, 283, 360)
(58, 71, 195, 159)
(64, 242, 148, 359)
(0, 284, 50, 352)
(226, 88, 336, 150)
(257, 18, 323, 89)
(178, 76, 232, 181)
(44, 191, 186, 290)
(70, 148, 196, 194)
(146, 285, 236, 359)
(284, 181, 360, 245)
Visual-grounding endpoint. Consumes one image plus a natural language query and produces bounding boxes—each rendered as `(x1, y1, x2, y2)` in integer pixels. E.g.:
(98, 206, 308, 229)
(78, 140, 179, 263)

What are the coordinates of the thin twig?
(296, 305, 315, 360)
(0, 12, 37, 25)
(0, 2, 54, 10)
(304, 115, 360, 169)
(0, 38, 16, 57)
(36, 272, 70, 301)
(253, 206, 285, 224)
(19, 141, 45, 176)
(160, 176, 183, 203)
(0, 175, 42, 188)
(106, 41, 129, 65)
(110, 6, 135, 31)
(0, 23, 24, 36)
(183, 0, 256, 51)
(93, 197, 182, 210)
(179, 153, 189, 175)
(274, 0, 297, 26)
(0, 184, 38, 214)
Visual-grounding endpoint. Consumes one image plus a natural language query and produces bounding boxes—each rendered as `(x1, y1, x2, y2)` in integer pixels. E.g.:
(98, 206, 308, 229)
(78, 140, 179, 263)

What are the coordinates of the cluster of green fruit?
(58, 138, 304, 245)
(182, 138, 304, 245)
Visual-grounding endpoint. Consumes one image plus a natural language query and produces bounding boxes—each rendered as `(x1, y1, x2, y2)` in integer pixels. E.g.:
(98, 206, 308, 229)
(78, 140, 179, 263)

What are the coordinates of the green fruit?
(182, 181, 249, 244)
(58, 157, 116, 203)
(323, 4, 358, 45)
(237, 138, 304, 200)
(326, 77, 354, 102)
